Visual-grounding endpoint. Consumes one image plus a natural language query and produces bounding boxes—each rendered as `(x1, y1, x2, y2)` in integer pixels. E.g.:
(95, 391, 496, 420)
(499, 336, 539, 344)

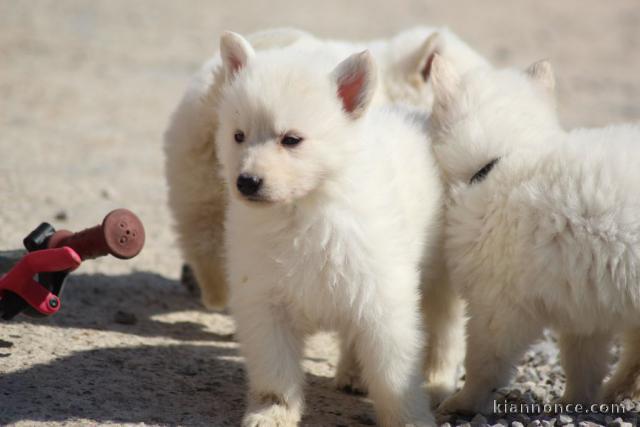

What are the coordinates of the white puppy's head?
(382, 27, 489, 113)
(215, 32, 377, 205)
(428, 55, 560, 186)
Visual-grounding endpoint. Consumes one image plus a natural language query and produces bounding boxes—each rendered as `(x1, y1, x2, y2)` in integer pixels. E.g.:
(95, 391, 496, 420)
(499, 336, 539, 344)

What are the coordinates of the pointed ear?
(331, 50, 377, 119)
(220, 31, 255, 80)
(430, 54, 461, 122)
(526, 60, 555, 98)
(414, 32, 442, 82)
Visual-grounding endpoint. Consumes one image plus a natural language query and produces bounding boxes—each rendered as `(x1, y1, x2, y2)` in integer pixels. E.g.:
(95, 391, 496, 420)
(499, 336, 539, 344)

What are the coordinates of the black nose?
(236, 174, 263, 196)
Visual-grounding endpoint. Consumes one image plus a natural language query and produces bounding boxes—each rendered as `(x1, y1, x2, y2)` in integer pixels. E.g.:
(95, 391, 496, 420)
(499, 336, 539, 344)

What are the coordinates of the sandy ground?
(0, 1, 639, 426)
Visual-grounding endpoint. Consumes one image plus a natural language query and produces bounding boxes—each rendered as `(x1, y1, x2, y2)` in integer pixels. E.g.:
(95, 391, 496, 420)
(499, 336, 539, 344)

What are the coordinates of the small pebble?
(512, 422, 524, 427)
(516, 414, 531, 424)
(527, 421, 542, 427)
(54, 210, 68, 221)
(438, 414, 454, 423)
(558, 414, 573, 425)
(532, 386, 548, 401)
(113, 310, 137, 325)
(100, 188, 113, 199)
(607, 419, 632, 427)
(620, 399, 635, 412)
(522, 392, 537, 405)
(471, 414, 488, 425)
(507, 389, 523, 400)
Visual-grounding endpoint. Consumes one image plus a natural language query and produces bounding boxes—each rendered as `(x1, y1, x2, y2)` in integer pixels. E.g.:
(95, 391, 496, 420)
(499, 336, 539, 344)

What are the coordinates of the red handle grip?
(46, 209, 145, 260)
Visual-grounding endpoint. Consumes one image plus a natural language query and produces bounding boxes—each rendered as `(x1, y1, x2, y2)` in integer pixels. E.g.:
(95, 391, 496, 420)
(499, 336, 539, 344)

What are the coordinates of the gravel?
(441, 332, 639, 427)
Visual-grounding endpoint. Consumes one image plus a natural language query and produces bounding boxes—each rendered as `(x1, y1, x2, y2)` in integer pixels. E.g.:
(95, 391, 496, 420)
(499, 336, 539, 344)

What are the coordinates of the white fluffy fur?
(215, 33, 443, 426)
(164, 26, 487, 309)
(164, 26, 487, 407)
(429, 56, 640, 413)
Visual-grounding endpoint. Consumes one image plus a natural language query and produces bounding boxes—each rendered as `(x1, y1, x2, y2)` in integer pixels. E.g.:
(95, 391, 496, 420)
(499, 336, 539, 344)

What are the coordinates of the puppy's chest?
(269, 215, 369, 315)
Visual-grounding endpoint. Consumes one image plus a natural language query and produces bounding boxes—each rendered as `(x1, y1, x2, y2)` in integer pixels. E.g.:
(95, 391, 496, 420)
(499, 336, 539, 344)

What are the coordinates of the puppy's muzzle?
(236, 174, 263, 197)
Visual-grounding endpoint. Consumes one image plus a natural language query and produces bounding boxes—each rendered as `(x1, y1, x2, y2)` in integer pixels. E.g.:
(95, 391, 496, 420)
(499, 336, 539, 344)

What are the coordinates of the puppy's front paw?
(438, 390, 489, 416)
(243, 393, 300, 427)
(242, 405, 297, 427)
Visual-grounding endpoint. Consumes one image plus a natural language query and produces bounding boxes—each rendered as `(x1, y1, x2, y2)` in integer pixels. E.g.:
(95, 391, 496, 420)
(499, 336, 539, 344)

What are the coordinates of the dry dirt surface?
(1, 1, 639, 426)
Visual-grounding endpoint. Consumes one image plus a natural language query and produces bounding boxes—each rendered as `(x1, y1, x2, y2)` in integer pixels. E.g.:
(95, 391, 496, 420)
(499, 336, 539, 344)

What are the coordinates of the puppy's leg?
(558, 332, 611, 404)
(355, 286, 434, 426)
(335, 333, 367, 395)
(165, 65, 230, 310)
(602, 329, 640, 402)
(167, 147, 229, 309)
(439, 302, 542, 415)
(186, 244, 228, 309)
(422, 266, 466, 405)
(234, 301, 304, 427)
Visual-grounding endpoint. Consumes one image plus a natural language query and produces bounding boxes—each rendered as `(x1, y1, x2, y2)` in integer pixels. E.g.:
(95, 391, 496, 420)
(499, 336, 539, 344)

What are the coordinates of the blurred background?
(0, 1, 638, 426)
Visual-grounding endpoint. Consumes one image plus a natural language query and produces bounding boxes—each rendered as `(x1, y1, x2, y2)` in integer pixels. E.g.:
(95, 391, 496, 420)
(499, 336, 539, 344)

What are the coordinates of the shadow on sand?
(0, 271, 375, 426)
(9, 271, 229, 341)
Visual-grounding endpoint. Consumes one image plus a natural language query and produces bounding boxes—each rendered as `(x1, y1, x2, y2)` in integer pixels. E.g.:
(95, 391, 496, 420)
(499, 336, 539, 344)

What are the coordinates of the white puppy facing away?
(214, 32, 443, 426)
(428, 55, 640, 413)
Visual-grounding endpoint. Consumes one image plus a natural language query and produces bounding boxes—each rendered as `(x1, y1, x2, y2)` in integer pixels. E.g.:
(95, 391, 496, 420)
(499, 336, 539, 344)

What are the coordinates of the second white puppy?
(216, 32, 442, 426)
(430, 55, 640, 413)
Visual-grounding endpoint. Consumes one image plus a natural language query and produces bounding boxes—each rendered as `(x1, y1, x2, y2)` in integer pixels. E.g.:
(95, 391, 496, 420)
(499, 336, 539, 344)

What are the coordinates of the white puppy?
(428, 55, 640, 413)
(164, 27, 487, 404)
(165, 28, 316, 310)
(215, 32, 442, 426)
(164, 26, 487, 310)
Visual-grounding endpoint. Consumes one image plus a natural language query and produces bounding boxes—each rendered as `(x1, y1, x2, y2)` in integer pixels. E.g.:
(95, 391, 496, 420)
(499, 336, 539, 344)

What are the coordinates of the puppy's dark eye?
(281, 134, 303, 147)
(234, 131, 245, 143)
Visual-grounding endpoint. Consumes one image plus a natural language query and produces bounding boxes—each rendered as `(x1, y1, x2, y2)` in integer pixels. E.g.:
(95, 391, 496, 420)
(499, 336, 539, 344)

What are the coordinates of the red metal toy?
(0, 209, 145, 320)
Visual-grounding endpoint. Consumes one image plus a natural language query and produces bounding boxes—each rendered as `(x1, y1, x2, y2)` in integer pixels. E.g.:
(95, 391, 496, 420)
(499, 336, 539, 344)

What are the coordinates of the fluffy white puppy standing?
(427, 55, 640, 413)
(215, 32, 442, 426)
(164, 28, 488, 404)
